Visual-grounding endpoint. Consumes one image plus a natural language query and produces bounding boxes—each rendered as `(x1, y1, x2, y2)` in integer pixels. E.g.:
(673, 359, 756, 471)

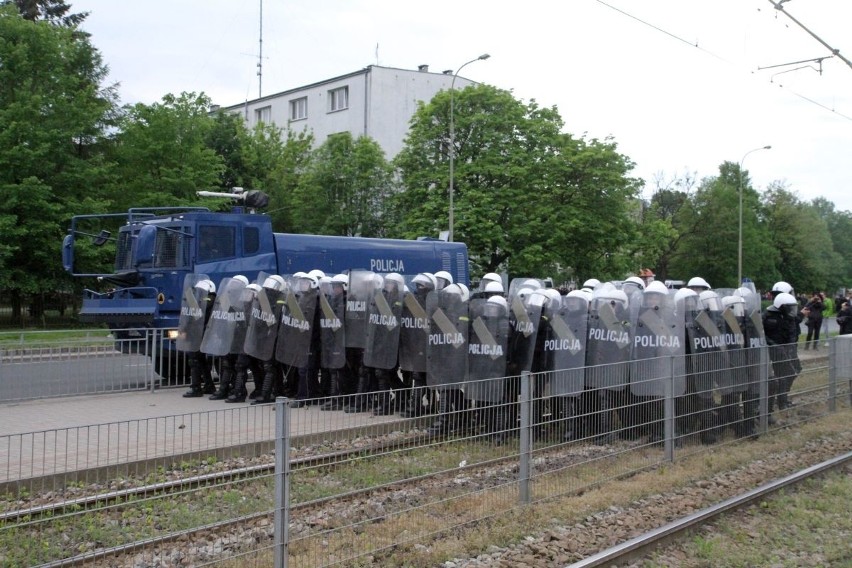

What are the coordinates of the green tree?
(763, 186, 835, 293)
(667, 162, 777, 288)
(0, 5, 115, 321)
(392, 84, 640, 281)
(110, 92, 224, 209)
(3, 0, 87, 26)
(809, 197, 852, 291)
(290, 133, 393, 237)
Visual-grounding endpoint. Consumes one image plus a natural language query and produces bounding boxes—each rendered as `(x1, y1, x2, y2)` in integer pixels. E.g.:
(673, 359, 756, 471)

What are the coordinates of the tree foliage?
(290, 133, 394, 237)
(3, 0, 87, 27)
(392, 84, 641, 282)
(0, 5, 115, 318)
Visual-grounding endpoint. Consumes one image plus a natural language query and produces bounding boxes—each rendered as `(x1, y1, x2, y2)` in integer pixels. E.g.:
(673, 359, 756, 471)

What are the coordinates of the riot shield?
(275, 287, 318, 368)
(585, 294, 632, 390)
(363, 281, 404, 370)
(466, 299, 509, 403)
(741, 288, 768, 391)
(507, 277, 544, 300)
(318, 287, 347, 369)
(177, 273, 211, 352)
(545, 295, 588, 397)
(345, 270, 374, 349)
(244, 285, 284, 362)
(200, 277, 247, 357)
(229, 285, 255, 354)
(399, 289, 430, 373)
(629, 291, 686, 397)
(718, 293, 748, 394)
(426, 287, 469, 389)
(686, 301, 728, 395)
(506, 291, 543, 375)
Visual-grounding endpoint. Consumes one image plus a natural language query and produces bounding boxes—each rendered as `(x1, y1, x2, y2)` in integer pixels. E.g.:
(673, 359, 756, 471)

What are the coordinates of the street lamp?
(737, 145, 771, 286)
(449, 53, 490, 242)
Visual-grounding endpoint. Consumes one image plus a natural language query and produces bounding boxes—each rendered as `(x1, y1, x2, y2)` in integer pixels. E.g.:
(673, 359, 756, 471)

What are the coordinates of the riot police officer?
(763, 292, 805, 417)
(181, 278, 217, 397)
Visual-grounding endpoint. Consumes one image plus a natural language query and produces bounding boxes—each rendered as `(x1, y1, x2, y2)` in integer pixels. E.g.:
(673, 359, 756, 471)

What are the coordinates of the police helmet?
(232, 275, 250, 286)
(195, 279, 216, 294)
(484, 280, 504, 294)
(771, 281, 793, 295)
(298, 274, 319, 290)
(645, 281, 669, 295)
(570, 288, 593, 302)
(523, 278, 543, 290)
(674, 287, 697, 302)
(595, 288, 629, 311)
(698, 290, 721, 311)
(734, 286, 753, 298)
(773, 292, 797, 309)
(384, 272, 405, 291)
(582, 278, 601, 289)
(542, 288, 562, 305)
(624, 276, 645, 290)
(458, 283, 471, 302)
(481, 272, 502, 286)
(371, 273, 383, 289)
(687, 277, 711, 291)
(331, 273, 348, 290)
(486, 294, 508, 312)
(308, 269, 326, 280)
(412, 273, 436, 291)
(434, 271, 454, 290)
(262, 275, 287, 291)
(528, 290, 548, 308)
(292, 271, 307, 279)
(516, 287, 535, 301)
(246, 283, 262, 293)
(563, 291, 588, 311)
(721, 295, 746, 317)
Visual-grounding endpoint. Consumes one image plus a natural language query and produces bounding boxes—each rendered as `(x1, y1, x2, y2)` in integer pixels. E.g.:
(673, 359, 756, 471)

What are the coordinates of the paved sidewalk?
(0, 389, 408, 484)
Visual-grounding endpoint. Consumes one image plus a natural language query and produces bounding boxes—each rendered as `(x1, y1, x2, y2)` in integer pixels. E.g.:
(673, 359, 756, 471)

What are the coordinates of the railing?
(0, 336, 850, 567)
(0, 328, 190, 402)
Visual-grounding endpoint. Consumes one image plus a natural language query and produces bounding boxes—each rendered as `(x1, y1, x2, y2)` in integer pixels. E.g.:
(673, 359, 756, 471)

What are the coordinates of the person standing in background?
(820, 292, 833, 347)
(804, 292, 824, 351)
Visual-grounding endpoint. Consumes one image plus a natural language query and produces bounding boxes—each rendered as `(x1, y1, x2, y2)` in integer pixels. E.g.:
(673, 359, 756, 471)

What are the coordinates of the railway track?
(569, 450, 852, 567)
(3, 383, 848, 568)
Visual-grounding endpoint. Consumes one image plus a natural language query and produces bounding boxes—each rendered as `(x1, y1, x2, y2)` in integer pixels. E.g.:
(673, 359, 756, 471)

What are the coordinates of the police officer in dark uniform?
(763, 291, 805, 417)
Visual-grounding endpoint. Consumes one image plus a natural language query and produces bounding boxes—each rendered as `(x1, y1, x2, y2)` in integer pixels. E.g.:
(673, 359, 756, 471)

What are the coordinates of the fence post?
(664, 357, 675, 463)
(828, 337, 837, 413)
(519, 371, 531, 505)
(758, 345, 769, 435)
(149, 329, 159, 393)
(274, 397, 291, 568)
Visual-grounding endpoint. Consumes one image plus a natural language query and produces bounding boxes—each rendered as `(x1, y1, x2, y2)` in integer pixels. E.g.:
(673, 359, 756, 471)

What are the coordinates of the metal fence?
(0, 328, 191, 402)
(0, 336, 850, 567)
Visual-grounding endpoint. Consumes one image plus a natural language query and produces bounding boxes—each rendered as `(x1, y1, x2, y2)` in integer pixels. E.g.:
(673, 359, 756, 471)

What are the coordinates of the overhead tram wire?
(594, 0, 852, 123)
(768, 0, 852, 73)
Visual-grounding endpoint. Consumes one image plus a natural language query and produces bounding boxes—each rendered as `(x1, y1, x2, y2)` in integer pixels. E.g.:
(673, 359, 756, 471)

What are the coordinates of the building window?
(328, 86, 349, 112)
(255, 105, 271, 124)
(289, 97, 307, 121)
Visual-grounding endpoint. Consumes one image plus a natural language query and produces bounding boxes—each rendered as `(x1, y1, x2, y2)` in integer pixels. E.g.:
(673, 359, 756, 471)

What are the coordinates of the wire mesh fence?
(0, 337, 849, 567)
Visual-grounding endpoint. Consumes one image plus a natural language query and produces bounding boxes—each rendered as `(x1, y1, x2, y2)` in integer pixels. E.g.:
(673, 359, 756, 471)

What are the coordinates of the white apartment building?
(217, 65, 475, 159)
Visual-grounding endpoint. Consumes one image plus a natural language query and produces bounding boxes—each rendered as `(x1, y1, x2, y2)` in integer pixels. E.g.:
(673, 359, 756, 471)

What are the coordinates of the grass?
(644, 468, 852, 567)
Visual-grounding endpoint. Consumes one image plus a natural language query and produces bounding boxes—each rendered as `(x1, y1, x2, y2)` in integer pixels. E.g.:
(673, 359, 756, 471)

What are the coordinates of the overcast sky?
(71, 0, 852, 211)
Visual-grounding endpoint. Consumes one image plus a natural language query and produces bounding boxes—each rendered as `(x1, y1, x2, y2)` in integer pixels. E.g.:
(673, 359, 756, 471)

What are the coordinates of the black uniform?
(762, 305, 802, 411)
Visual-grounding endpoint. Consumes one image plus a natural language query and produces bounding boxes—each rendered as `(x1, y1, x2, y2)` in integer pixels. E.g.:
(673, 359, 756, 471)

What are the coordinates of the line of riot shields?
(177, 270, 772, 444)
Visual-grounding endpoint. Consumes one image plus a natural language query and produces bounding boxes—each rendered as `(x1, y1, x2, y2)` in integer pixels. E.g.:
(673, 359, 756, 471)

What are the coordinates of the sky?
(70, 0, 852, 211)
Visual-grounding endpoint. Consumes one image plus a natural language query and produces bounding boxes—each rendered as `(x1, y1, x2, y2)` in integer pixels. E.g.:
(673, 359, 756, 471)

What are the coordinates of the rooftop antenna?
(257, 0, 263, 98)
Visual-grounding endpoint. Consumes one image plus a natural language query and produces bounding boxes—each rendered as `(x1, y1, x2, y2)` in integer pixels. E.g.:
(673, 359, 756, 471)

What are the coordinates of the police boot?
(209, 361, 233, 400)
(559, 397, 581, 443)
(427, 393, 452, 437)
(594, 391, 616, 445)
(344, 371, 371, 413)
(718, 393, 742, 435)
(372, 371, 393, 416)
(738, 396, 759, 438)
(767, 394, 777, 425)
(697, 397, 718, 445)
(320, 371, 344, 411)
(226, 368, 248, 403)
(401, 374, 428, 418)
(201, 356, 216, 394)
(250, 368, 276, 405)
(183, 355, 205, 397)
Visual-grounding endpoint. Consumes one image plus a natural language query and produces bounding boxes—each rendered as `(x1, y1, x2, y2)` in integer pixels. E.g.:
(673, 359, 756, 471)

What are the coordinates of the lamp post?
(737, 145, 771, 286)
(449, 53, 490, 242)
